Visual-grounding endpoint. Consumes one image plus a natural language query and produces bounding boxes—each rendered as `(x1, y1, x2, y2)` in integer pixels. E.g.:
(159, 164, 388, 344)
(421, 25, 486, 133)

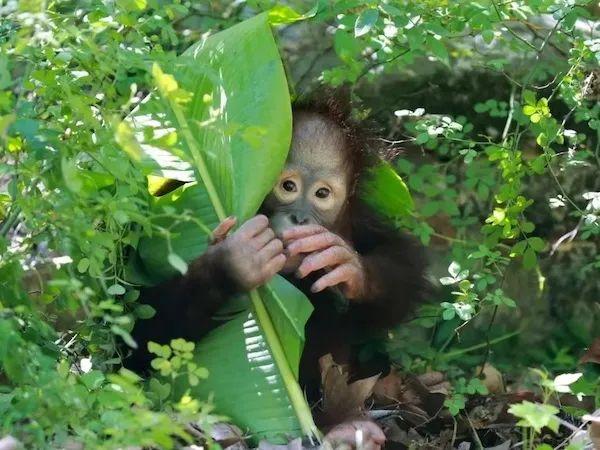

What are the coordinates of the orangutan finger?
(259, 238, 284, 261)
(237, 214, 269, 238)
(311, 263, 357, 293)
(263, 253, 286, 279)
(356, 420, 386, 445)
(253, 227, 276, 249)
(281, 224, 327, 242)
(210, 216, 237, 245)
(325, 420, 386, 448)
(296, 245, 352, 278)
(286, 232, 344, 256)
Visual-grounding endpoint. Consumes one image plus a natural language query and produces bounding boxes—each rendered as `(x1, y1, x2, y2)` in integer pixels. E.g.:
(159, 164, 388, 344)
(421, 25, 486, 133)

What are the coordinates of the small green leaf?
(442, 308, 455, 320)
(107, 284, 126, 296)
(354, 9, 379, 37)
(167, 253, 188, 275)
(111, 325, 137, 348)
(528, 237, 545, 252)
(530, 155, 546, 174)
(80, 370, 105, 390)
(268, 5, 302, 24)
(149, 378, 171, 401)
(481, 29, 494, 44)
(135, 304, 156, 319)
(148, 342, 171, 359)
(360, 161, 414, 219)
(428, 35, 449, 64)
(511, 240, 527, 256)
(508, 401, 560, 433)
(523, 90, 536, 105)
(523, 247, 537, 269)
(415, 132, 430, 144)
(77, 258, 90, 273)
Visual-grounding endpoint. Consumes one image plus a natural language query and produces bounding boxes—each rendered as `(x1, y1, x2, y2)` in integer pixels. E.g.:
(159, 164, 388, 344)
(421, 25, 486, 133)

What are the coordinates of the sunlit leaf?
(354, 9, 379, 37)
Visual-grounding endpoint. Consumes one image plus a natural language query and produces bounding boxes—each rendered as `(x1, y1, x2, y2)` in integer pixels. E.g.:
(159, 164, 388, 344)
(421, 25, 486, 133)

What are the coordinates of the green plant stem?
(441, 330, 521, 359)
(0, 206, 21, 237)
(170, 99, 227, 222)
(250, 290, 321, 442)
(521, 427, 528, 450)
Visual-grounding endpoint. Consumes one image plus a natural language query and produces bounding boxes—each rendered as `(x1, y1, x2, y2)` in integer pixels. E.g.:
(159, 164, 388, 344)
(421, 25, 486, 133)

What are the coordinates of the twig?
(464, 411, 484, 450)
(524, 22, 568, 56)
(356, 49, 410, 83)
(491, 1, 537, 51)
(501, 87, 516, 143)
(554, 418, 587, 450)
(543, 153, 585, 214)
(550, 218, 582, 255)
(450, 416, 458, 449)
(442, 330, 521, 359)
(477, 305, 499, 377)
(296, 44, 333, 88)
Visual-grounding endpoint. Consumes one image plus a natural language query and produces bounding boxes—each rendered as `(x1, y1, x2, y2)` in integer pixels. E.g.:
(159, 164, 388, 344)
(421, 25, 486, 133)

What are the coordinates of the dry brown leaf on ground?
(580, 337, 600, 365)
(318, 354, 380, 426)
(468, 400, 506, 430)
(371, 369, 449, 428)
(373, 369, 449, 407)
(475, 364, 505, 394)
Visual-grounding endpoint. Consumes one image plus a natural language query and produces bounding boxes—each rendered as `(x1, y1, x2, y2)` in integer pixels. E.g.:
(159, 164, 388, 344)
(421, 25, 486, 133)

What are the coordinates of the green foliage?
(1, 0, 599, 447)
(149, 339, 208, 386)
(444, 377, 488, 416)
(360, 161, 414, 220)
(509, 401, 560, 433)
(0, 0, 221, 447)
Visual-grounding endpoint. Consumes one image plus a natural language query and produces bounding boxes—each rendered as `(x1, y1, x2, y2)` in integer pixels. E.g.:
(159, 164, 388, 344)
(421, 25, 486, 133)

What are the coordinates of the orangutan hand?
(282, 225, 366, 299)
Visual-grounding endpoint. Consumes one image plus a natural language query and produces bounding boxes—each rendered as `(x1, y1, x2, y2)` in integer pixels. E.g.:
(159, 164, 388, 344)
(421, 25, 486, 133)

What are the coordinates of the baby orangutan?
(130, 98, 427, 449)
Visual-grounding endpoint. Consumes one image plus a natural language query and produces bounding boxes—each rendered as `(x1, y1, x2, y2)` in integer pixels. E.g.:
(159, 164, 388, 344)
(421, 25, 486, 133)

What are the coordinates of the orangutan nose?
(290, 214, 310, 225)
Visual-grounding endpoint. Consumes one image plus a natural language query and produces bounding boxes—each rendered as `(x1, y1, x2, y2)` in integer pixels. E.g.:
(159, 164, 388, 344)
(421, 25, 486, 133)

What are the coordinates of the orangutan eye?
(315, 187, 330, 199)
(282, 180, 297, 192)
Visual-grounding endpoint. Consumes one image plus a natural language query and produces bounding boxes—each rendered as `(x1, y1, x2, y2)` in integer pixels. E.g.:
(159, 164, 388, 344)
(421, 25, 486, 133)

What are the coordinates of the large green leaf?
(177, 275, 313, 440)
(360, 161, 414, 220)
(123, 13, 318, 442)
(176, 14, 292, 223)
(138, 183, 217, 282)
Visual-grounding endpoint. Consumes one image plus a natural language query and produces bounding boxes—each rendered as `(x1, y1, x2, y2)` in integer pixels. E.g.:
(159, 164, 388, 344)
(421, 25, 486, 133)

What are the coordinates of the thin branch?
(464, 411, 485, 450)
(491, 0, 537, 51)
(296, 44, 333, 88)
(543, 153, 585, 214)
(501, 87, 516, 143)
(524, 22, 568, 56)
(356, 48, 410, 83)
